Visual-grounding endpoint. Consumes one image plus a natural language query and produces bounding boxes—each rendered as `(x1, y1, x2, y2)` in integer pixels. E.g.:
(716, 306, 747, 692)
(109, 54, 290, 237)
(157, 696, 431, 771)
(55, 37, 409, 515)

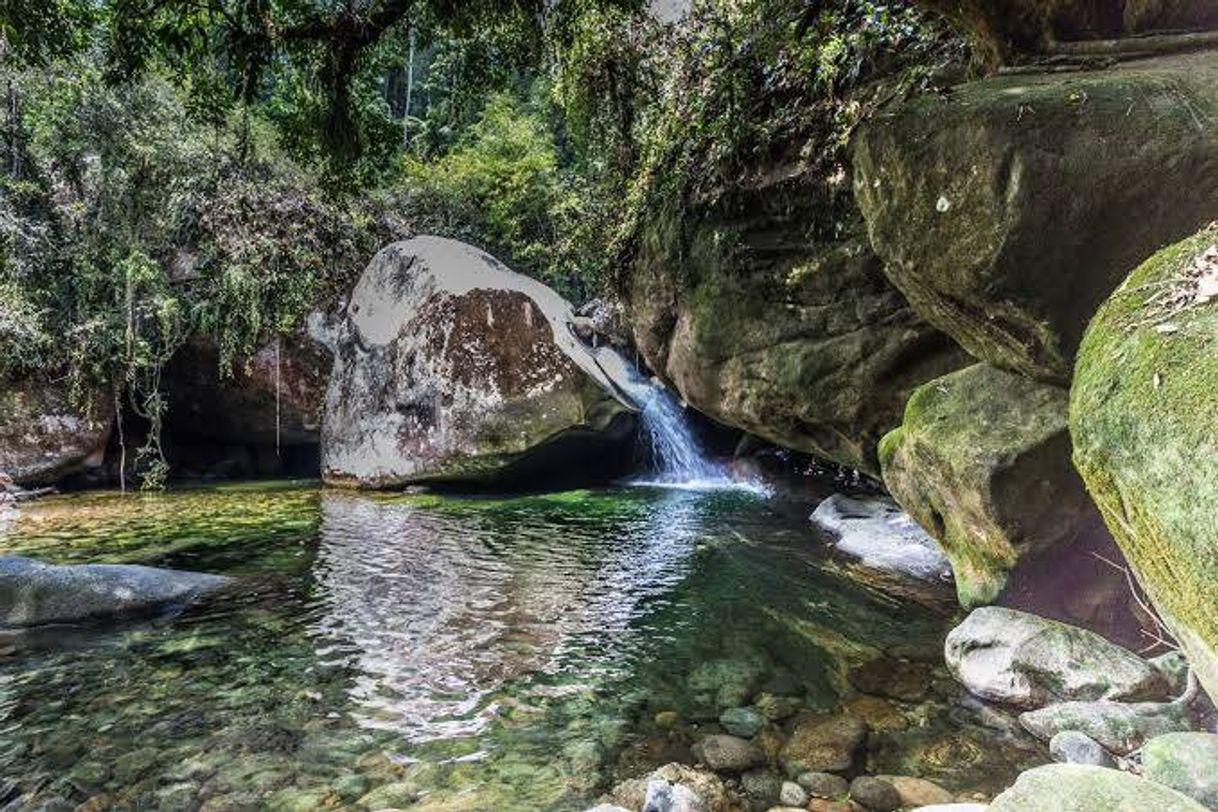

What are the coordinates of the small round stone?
(779, 780, 809, 807)
(797, 771, 850, 799)
(849, 776, 901, 811)
(719, 706, 766, 738)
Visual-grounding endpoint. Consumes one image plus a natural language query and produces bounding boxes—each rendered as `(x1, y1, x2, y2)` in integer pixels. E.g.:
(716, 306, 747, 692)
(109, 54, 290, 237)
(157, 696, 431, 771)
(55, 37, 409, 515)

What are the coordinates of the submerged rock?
(0, 375, 112, 487)
(1142, 733, 1218, 809)
(855, 52, 1218, 383)
(988, 764, 1208, 812)
(1072, 223, 1218, 706)
(0, 555, 228, 628)
(879, 364, 1093, 606)
(322, 237, 636, 489)
(945, 607, 1169, 709)
(1019, 699, 1191, 755)
(849, 776, 901, 812)
(692, 735, 763, 773)
(779, 714, 867, 776)
(719, 706, 766, 738)
(880, 776, 954, 808)
(811, 494, 952, 585)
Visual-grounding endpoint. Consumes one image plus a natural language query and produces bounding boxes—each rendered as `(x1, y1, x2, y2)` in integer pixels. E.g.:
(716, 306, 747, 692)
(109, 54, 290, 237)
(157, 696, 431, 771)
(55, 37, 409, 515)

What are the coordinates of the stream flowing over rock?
(0, 375, 113, 487)
(322, 236, 637, 489)
(629, 154, 967, 476)
(988, 764, 1209, 812)
(0, 555, 229, 628)
(854, 51, 1218, 383)
(879, 364, 1094, 606)
(944, 607, 1170, 709)
(1072, 223, 1218, 705)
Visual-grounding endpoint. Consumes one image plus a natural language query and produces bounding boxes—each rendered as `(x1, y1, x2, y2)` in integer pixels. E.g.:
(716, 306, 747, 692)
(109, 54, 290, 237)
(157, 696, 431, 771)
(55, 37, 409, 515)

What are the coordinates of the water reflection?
(309, 490, 707, 742)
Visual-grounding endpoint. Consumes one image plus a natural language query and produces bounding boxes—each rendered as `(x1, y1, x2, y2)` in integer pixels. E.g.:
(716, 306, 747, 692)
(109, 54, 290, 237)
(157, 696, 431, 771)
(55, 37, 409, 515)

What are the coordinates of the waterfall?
(584, 342, 766, 492)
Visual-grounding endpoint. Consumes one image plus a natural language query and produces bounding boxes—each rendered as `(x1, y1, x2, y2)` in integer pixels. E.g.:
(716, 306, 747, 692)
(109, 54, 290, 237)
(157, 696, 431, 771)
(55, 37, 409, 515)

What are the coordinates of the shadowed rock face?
(913, 0, 1218, 65)
(0, 376, 113, 487)
(854, 52, 1218, 383)
(629, 157, 967, 477)
(0, 555, 229, 628)
(322, 237, 637, 489)
(164, 328, 333, 448)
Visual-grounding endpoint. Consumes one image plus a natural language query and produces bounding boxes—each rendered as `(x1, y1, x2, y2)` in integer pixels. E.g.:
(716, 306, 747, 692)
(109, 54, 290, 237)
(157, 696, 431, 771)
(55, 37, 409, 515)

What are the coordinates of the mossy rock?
(989, 764, 1209, 812)
(629, 158, 967, 476)
(1142, 733, 1218, 808)
(1072, 223, 1218, 704)
(854, 51, 1218, 383)
(880, 364, 1093, 606)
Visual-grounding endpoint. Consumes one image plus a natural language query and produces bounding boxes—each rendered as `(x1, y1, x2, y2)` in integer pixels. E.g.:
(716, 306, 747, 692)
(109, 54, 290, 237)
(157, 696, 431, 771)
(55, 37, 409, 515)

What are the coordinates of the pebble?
(850, 776, 901, 811)
(797, 771, 850, 799)
(779, 780, 809, 806)
(719, 706, 766, 738)
(742, 769, 783, 804)
(883, 775, 955, 807)
(755, 693, 803, 721)
(692, 734, 764, 772)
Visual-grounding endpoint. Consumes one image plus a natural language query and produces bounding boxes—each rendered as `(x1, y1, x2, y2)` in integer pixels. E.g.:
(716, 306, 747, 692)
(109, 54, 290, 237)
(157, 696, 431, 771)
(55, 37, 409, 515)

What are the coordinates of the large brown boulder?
(0, 374, 112, 486)
(629, 159, 966, 476)
(322, 237, 636, 489)
(854, 52, 1218, 384)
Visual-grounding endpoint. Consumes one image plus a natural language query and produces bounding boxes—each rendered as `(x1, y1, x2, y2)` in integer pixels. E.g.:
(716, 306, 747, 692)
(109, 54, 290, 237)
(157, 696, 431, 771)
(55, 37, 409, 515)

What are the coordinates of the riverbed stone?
(609, 764, 731, 812)
(989, 764, 1209, 812)
(812, 494, 953, 585)
(879, 364, 1095, 606)
(945, 607, 1170, 708)
(854, 52, 1218, 384)
(1142, 732, 1218, 809)
(1072, 223, 1218, 706)
(850, 776, 901, 811)
(778, 781, 807, 807)
(0, 555, 229, 628)
(741, 769, 783, 805)
(644, 777, 704, 812)
(779, 714, 867, 776)
(322, 236, 636, 489)
(754, 693, 802, 722)
(878, 776, 954, 808)
(693, 735, 764, 773)
(688, 658, 767, 713)
(798, 771, 850, 799)
(1048, 730, 1115, 768)
(357, 781, 421, 809)
(0, 375, 112, 487)
(1019, 699, 1191, 755)
(848, 656, 932, 702)
(719, 706, 766, 738)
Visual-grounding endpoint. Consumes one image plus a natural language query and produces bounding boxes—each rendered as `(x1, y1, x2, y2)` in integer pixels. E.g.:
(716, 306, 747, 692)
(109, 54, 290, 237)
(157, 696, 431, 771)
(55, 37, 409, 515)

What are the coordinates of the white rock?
(812, 494, 953, 583)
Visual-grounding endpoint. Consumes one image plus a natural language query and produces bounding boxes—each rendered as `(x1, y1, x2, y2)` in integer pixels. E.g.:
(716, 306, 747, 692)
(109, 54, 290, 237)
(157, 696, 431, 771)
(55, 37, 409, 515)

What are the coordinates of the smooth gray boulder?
(1142, 733, 1218, 809)
(0, 555, 229, 628)
(1048, 730, 1115, 768)
(643, 777, 704, 812)
(988, 764, 1208, 812)
(1019, 700, 1191, 755)
(322, 236, 637, 489)
(945, 607, 1170, 709)
(812, 494, 953, 584)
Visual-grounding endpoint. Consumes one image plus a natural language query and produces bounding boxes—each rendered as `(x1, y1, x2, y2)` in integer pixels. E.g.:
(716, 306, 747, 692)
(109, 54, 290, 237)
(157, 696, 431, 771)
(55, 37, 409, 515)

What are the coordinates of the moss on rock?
(1071, 223, 1218, 707)
(990, 764, 1208, 811)
(880, 364, 1093, 606)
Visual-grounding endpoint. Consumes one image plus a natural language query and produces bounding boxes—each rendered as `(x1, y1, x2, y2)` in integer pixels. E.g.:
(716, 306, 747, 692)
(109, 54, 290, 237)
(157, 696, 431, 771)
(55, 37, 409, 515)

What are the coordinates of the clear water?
(0, 483, 1041, 811)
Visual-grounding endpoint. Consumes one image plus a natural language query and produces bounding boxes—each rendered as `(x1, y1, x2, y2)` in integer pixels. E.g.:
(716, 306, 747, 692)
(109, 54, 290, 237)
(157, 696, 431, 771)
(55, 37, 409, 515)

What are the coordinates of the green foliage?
(402, 92, 600, 299)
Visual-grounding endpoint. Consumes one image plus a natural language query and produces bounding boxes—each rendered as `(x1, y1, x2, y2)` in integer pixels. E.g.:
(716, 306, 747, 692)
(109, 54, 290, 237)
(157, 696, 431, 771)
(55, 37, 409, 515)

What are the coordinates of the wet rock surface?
(1019, 699, 1191, 755)
(1141, 732, 1218, 808)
